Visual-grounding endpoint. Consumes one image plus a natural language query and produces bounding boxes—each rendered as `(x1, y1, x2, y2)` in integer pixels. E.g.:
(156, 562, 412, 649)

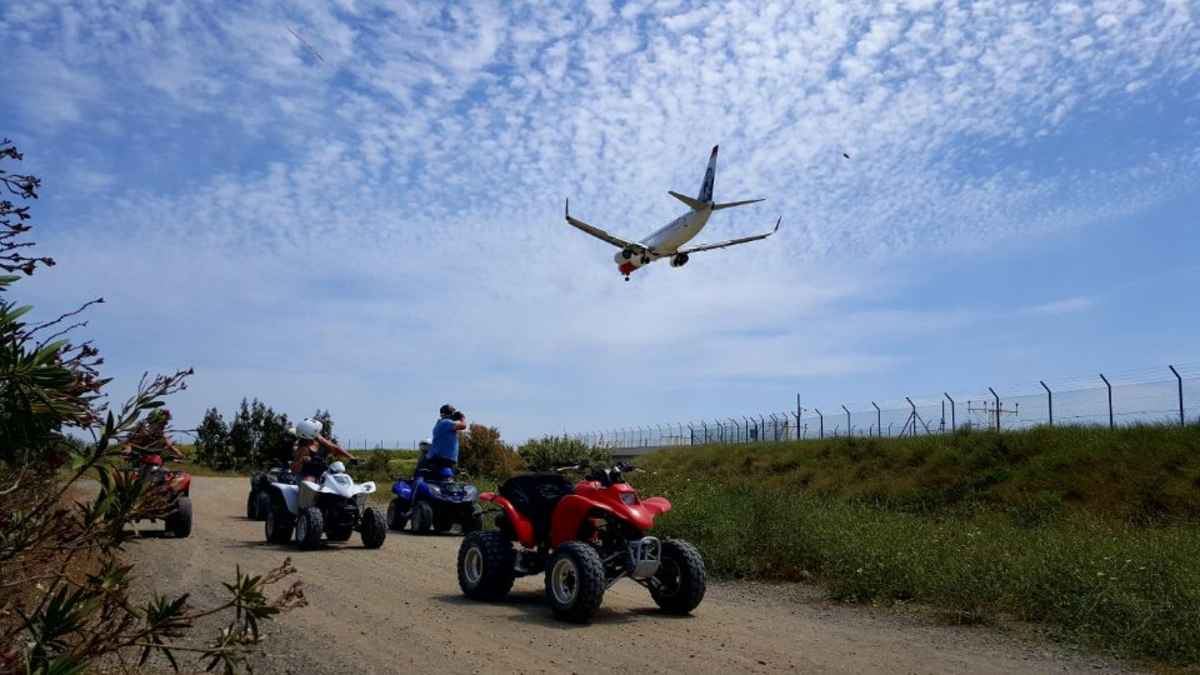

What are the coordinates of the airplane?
(565, 145, 781, 281)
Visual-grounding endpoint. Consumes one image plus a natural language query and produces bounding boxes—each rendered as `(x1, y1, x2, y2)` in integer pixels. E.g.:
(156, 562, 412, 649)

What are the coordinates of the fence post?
(842, 405, 851, 437)
(871, 402, 881, 437)
(905, 397, 917, 436)
(759, 415, 767, 441)
(1169, 365, 1184, 427)
(944, 393, 956, 432)
(815, 409, 823, 438)
(730, 418, 740, 443)
(987, 387, 1001, 431)
(766, 414, 776, 441)
(1040, 380, 1053, 426)
(1099, 373, 1113, 430)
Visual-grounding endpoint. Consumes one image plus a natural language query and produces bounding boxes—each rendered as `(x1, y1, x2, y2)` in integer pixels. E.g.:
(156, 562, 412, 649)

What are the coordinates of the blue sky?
(3, 0, 1199, 446)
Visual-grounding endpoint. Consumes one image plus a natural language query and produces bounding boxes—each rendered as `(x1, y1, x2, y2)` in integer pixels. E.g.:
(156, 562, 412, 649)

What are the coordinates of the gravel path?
(124, 477, 1137, 675)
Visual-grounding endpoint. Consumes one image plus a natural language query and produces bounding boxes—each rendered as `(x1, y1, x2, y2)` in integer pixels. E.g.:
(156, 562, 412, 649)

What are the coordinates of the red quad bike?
(457, 462, 706, 623)
(123, 450, 193, 538)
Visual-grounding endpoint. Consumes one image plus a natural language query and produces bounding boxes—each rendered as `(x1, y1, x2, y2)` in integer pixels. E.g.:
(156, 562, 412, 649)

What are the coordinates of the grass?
(630, 424, 1200, 666)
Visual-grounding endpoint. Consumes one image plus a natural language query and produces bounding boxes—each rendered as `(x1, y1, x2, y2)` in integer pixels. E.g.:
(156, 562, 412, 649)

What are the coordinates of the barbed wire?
(571, 362, 1200, 450)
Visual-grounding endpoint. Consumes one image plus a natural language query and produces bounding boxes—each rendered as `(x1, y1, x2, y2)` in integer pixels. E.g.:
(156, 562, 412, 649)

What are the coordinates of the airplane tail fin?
(697, 145, 718, 203)
(675, 145, 763, 211)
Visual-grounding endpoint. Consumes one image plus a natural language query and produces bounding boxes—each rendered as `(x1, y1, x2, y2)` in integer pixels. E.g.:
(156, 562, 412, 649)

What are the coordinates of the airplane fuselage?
(613, 206, 712, 275)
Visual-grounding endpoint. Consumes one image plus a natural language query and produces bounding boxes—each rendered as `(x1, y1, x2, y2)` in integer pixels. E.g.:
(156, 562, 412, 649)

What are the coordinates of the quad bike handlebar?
(551, 461, 640, 487)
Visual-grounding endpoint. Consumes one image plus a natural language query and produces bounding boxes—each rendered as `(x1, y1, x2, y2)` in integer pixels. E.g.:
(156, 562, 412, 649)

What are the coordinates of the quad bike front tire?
(265, 504, 294, 544)
(386, 499, 408, 531)
(545, 541, 606, 623)
(166, 496, 193, 538)
(255, 491, 272, 522)
(246, 491, 258, 519)
(458, 531, 516, 601)
(360, 508, 387, 549)
(433, 510, 454, 533)
(326, 525, 353, 542)
(411, 501, 433, 534)
(296, 507, 324, 550)
(649, 538, 707, 614)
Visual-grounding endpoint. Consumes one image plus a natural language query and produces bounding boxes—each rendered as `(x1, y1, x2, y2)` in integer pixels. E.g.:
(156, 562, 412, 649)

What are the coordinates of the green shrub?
(632, 426, 1200, 665)
(518, 435, 611, 471)
(459, 424, 525, 478)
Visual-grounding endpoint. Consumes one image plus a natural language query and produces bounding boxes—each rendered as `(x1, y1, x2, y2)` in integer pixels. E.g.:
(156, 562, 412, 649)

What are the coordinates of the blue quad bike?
(388, 467, 483, 535)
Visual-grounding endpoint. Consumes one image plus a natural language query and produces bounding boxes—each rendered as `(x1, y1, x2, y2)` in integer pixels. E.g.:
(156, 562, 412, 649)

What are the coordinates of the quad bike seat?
(499, 473, 575, 540)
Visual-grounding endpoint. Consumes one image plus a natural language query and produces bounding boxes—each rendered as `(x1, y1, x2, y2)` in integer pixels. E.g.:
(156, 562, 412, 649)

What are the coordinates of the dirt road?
(127, 477, 1134, 674)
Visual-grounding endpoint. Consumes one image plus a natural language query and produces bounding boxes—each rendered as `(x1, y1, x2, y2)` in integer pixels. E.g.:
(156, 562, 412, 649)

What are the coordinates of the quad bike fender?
(271, 483, 300, 514)
(549, 495, 621, 548)
(642, 496, 671, 515)
(173, 473, 192, 495)
(479, 492, 535, 548)
(392, 480, 414, 501)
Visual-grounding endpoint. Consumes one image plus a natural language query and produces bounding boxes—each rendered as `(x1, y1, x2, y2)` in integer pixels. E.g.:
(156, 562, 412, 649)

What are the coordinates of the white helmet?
(295, 417, 323, 440)
(418, 438, 432, 449)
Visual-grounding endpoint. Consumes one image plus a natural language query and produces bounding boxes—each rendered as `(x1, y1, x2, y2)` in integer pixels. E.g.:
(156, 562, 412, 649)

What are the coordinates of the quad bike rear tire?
(246, 491, 258, 519)
(360, 507, 387, 549)
(458, 531, 516, 601)
(411, 501, 433, 534)
(296, 507, 324, 550)
(545, 541, 606, 623)
(265, 504, 294, 544)
(649, 538, 707, 614)
(166, 496, 193, 538)
(386, 499, 408, 531)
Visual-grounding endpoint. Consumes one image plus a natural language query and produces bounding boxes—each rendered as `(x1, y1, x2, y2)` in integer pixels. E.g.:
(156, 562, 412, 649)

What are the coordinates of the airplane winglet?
(774, 217, 782, 233)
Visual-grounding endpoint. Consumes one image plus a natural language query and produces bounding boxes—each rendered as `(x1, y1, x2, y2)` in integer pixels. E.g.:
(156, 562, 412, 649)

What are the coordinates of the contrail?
(287, 26, 325, 64)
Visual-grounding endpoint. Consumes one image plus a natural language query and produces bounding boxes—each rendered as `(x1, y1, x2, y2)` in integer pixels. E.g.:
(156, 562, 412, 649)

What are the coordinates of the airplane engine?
(670, 253, 689, 268)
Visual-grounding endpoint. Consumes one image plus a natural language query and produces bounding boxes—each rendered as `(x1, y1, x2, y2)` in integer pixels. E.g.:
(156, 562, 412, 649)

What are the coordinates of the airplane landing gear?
(624, 276, 630, 282)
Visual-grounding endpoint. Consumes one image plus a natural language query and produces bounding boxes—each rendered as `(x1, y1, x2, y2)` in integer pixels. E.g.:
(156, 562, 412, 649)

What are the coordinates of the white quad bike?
(264, 460, 387, 549)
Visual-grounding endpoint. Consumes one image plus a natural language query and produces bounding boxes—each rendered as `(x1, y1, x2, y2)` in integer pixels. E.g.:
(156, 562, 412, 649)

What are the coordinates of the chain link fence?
(571, 362, 1200, 451)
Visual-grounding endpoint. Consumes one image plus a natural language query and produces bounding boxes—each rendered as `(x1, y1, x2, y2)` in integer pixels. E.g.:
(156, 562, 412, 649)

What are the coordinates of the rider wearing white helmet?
(291, 417, 354, 480)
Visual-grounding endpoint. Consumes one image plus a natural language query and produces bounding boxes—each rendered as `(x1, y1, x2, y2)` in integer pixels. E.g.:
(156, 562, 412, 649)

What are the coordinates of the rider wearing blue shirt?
(428, 403, 467, 469)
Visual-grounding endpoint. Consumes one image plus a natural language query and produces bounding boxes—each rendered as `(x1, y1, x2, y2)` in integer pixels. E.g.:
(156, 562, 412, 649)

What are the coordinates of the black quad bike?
(247, 463, 295, 521)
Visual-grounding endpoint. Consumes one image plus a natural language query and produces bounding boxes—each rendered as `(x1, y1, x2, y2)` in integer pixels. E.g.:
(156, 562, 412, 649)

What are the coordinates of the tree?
(312, 409, 336, 443)
(0, 140, 302, 672)
(518, 435, 611, 472)
(458, 424, 524, 478)
(194, 407, 229, 467)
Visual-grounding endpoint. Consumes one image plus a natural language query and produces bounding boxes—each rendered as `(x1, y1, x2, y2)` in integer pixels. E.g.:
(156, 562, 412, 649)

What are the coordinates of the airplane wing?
(564, 199, 642, 251)
(673, 217, 782, 255)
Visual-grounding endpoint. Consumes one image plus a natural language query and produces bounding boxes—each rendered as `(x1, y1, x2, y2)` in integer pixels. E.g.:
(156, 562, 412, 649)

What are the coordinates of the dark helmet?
(439, 403, 456, 417)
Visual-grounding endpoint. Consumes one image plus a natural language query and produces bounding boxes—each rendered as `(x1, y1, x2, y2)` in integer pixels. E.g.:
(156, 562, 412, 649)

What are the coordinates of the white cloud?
(1026, 297, 1098, 316)
(4, 0, 1199, 441)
